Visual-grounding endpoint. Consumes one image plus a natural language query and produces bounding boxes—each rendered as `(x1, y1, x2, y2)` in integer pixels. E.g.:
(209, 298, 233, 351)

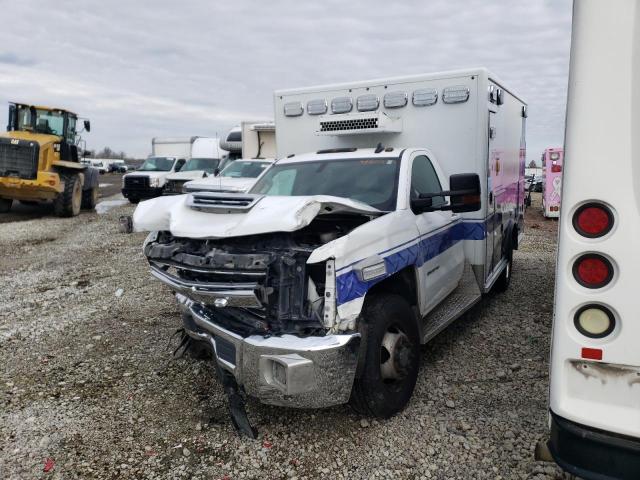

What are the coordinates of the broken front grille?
(0, 137, 39, 180)
(145, 236, 325, 336)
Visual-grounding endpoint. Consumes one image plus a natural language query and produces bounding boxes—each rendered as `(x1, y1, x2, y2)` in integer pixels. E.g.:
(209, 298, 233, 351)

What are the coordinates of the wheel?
(494, 248, 513, 292)
(0, 198, 12, 213)
(128, 197, 140, 204)
(81, 187, 99, 210)
(53, 173, 82, 217)
(350, 294, 420, 418)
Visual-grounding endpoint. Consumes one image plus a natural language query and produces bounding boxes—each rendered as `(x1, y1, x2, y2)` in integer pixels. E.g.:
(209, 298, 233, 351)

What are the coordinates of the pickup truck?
(121, 156, 185, 203)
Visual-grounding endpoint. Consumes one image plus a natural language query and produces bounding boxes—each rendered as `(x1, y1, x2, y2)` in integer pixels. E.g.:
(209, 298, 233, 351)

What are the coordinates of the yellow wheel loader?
(0, 103, 99, 216)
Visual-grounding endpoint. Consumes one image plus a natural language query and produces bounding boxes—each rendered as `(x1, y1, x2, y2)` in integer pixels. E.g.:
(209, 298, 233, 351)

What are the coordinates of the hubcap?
(380, 327, 413, 381)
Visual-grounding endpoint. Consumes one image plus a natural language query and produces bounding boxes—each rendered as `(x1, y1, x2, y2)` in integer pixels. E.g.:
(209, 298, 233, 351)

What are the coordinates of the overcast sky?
(0, 0, 572, 163)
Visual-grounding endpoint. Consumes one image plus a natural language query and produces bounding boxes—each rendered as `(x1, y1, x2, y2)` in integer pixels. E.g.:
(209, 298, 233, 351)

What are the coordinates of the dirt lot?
(0, 191, 567, 479)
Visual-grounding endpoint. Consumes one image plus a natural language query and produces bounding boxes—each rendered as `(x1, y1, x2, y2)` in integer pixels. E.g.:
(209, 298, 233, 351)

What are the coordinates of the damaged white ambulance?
(133, 69, 527, 435)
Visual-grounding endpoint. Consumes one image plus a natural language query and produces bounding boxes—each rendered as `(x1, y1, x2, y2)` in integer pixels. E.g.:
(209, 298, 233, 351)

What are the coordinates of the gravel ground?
(0, 193, 570, 479)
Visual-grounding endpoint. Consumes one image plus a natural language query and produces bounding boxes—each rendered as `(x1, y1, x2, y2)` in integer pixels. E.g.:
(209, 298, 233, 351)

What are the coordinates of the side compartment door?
(410, 154, 464, 315)
(486, 111, 503, 278)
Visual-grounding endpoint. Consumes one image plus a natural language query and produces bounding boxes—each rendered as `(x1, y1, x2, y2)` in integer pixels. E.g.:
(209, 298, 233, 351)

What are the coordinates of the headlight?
(149, 177, 160, 188)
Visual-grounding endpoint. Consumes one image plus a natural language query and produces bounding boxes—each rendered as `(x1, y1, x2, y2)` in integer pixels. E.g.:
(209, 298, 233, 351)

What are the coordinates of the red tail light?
(581, 347, 603, 360)
(551, 164, 562, 173)
(573, 203, 613, 238)
(573, 254, 613, 288)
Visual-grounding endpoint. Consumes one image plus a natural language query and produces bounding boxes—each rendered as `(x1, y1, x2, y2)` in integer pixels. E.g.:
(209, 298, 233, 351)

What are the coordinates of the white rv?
(545, 1, 640, 478)
(132, 68, 526, 435)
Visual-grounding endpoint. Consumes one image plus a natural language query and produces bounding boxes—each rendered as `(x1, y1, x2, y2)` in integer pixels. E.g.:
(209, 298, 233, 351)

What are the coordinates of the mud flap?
(214, 362, 258, 439)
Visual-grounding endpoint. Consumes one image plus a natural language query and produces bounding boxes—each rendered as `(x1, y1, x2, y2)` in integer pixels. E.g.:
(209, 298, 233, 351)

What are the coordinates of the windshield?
(250, 158, 400, 211)
(138, 157, 175, 172)
(220, 160, 270, 178)
(181, 158, 220, 173)
(17, 107, 66, 136)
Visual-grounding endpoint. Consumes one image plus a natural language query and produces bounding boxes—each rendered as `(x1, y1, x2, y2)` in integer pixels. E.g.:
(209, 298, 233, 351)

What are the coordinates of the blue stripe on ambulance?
(336, 220, 486, 305)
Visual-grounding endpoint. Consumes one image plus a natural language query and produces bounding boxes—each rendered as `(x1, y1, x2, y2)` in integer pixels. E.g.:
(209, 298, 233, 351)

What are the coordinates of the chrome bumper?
(150, 263, 263, 308)
(178, 297, 360, 408)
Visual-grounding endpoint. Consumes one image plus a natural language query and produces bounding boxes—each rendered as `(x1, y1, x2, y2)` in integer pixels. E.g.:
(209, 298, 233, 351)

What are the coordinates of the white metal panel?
(550, 0, 640, 438)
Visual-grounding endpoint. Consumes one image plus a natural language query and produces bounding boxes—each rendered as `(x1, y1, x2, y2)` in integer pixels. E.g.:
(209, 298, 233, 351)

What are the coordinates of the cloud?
(0, 0, 572, 160)
(0, 52, 37, 66)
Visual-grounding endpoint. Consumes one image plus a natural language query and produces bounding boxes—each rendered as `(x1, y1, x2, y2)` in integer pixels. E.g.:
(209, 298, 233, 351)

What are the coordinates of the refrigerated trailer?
(546, 1, 640, 478)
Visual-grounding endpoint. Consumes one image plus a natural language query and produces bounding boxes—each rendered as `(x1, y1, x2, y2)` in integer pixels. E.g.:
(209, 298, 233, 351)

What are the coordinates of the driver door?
(410, 153, 465, 315)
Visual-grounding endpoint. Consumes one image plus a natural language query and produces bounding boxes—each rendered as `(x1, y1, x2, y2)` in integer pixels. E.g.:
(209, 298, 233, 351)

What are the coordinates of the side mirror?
(84, 120, 91, 132)
(410, 173, 481, 214)
(448, 173, 481, 213)
(203, 172, 208, 178)
(213, 168, 221, 176)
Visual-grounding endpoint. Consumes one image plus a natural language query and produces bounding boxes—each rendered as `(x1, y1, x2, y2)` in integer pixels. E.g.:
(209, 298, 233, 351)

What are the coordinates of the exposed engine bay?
(144, 213, 371, 336)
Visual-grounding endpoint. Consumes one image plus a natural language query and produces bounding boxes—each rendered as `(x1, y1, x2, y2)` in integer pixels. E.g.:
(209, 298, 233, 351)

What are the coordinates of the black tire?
(128, 197, 140, 204)
(81, 187, 99, 210)
(350, 294, 420, 418)
(53, 173, 82, 217)
(0, 198, 12, 213)
(494, 248, 513, 292)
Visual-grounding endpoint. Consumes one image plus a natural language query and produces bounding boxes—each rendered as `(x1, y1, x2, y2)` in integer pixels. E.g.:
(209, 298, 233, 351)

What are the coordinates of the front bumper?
(179, 299, 360, 408)
(0, 172, 62, 201)
(549, 411, 640, 480)
(122, 186, 164, 199)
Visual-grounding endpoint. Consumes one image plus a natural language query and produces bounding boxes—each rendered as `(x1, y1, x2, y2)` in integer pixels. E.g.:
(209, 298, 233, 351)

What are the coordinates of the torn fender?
(132, 194, 382, 239)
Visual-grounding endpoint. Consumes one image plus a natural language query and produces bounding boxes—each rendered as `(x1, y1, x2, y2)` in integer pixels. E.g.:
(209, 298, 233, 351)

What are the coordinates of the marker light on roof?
(356, 94, 379, 112)
(383, 91, 408, 109)
(442, 85, 470, 104)
(283, 101, 303, 117)
(307, 99, 327, 115)
(331, 97, 353, 114)
(413, 88, 438, 106)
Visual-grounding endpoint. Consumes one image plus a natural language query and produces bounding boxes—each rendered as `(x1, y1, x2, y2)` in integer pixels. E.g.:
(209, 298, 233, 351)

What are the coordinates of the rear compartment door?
(485, 112, 498, 277)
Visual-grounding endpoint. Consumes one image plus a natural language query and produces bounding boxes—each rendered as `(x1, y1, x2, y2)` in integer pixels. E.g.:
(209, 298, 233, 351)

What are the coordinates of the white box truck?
(541, 1, 640, 478)
(163, 139, 228, 195)
(133, 68, 526, 436)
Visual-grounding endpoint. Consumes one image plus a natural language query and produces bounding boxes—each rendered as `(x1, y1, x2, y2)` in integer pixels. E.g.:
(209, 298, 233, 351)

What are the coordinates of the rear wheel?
(53, 173, 82, 217)
(0, 198, 12, 213)
(81, 186, 99, 210)
(350, 294, 420, 418)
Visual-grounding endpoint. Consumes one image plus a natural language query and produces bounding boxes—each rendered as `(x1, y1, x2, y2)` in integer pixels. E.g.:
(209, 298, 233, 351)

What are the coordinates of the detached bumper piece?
(180, 301, 360, 409)
(549, 412, 640, 480)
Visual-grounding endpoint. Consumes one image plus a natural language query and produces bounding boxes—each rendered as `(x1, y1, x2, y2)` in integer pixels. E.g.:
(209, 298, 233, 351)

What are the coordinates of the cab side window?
(411, 155, 445, 208)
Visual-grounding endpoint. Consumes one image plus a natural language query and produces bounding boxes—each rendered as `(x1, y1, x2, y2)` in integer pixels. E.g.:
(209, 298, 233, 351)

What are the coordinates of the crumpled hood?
(166, 171, 208, 181)
(183, 176, 256, 193)
(133, 194, 382, 239)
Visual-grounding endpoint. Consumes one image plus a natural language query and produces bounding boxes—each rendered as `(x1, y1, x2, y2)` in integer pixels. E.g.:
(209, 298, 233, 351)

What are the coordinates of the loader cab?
(7, 103, 89, 162)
